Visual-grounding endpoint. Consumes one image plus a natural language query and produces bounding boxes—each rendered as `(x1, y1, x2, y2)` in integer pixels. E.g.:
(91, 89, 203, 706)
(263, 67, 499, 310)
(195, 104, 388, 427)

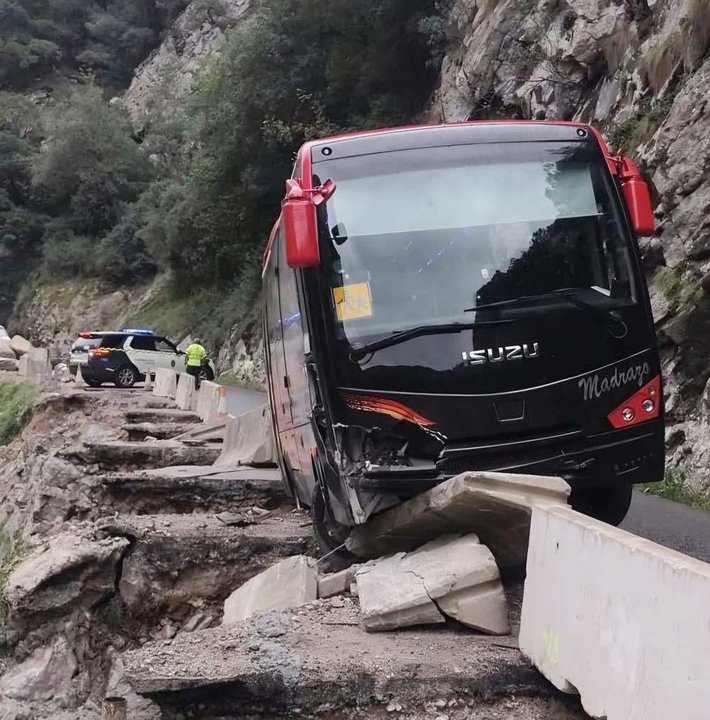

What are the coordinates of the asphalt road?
(622, 491, 710, 563)
(223, 386, 267, 417)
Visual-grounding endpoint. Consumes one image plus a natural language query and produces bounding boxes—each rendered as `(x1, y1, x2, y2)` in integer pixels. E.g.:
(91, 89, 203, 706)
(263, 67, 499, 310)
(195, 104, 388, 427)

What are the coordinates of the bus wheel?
(311, 485, 357, 572)
(571, 483, 633, 526)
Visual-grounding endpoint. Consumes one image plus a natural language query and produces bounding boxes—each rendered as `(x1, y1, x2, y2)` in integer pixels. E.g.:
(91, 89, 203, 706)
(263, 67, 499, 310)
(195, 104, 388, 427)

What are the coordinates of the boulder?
(4, 533, 130, 623)
(0, 337, 16, 359)
(10, 334, 31, 357)
(0, 638, 77, 702)
(0, 357, 19, 371)
(0, 324, 8, 339)
(356, 535, 509, 634)
(223, 555, 317, 624)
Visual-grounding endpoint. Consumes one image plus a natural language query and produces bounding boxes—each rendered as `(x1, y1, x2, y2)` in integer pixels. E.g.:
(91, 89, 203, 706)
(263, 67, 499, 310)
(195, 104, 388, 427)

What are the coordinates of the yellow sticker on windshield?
(332, 282, 373, 321)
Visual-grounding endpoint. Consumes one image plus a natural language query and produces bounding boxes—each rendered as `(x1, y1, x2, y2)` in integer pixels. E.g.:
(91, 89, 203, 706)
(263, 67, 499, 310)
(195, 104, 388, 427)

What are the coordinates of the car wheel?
(115, 365, 138, 389)
(85, 379, 102, 388)
(570, 483, 633, 526)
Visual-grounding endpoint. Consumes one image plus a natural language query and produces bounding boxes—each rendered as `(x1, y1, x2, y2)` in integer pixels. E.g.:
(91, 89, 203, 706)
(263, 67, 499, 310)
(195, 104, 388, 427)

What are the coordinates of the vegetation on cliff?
(1, 0, 451, 342)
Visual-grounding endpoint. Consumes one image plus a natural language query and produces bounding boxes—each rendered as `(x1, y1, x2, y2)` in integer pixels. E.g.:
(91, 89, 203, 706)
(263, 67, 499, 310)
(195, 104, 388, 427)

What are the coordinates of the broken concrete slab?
(4, 534, 129, 626)
(98, 512, 315, 621)
(223, 555, 317, 625)
(119, 601, 574, 718)
(347, 471, 570, 568)
(215, 405, 276, 467)
(123, 422, 199, 442)
(97, 466, 285, 515)
(173, 417, 227, 442)
(317, 564, 361, 599)
(356, 535, 509, 634)
(64, 440, 222, 471)
(125, 409, 201, 425)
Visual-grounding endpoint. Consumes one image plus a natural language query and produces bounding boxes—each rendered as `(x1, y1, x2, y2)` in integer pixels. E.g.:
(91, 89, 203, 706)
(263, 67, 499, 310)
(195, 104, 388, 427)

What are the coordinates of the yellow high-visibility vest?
(185, 343, 206, 367)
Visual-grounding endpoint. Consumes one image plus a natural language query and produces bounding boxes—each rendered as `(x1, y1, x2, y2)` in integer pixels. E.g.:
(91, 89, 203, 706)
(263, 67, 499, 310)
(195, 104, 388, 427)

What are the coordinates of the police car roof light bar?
(121, 328, 155, 335)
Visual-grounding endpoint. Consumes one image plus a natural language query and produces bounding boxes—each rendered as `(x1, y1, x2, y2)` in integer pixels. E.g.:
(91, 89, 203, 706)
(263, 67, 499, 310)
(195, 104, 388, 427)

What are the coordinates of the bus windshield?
(313, 141, 636, 342)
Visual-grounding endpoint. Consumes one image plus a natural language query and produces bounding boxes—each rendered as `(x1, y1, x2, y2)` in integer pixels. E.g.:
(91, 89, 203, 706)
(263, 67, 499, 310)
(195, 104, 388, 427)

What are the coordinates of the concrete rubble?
(317, 564, 361, 599)
(100, 512, 315, 620)
(223, 554, 318, 624)
(63, 439, 222, 470)
(357, 535, 509, 634)
(97, 465, 285, 515)
(119, 601, 576, 718)
(347, 471, 570, 568)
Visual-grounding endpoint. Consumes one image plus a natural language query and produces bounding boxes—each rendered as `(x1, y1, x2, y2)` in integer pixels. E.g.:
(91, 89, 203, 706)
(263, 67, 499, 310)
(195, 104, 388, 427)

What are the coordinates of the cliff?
(433, 0, 710, 489)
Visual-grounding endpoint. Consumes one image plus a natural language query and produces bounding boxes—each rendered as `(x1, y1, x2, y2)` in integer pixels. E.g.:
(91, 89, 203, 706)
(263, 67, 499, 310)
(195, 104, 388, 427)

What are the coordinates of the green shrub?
(641, 468, 710, 511)
(0, 530, 28, 629)
(654, 266, 701, 312)
(0, 380, 37, 446)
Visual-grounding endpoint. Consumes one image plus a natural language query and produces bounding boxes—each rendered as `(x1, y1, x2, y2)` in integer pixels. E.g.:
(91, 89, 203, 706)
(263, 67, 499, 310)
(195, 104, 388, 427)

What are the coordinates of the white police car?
(72, 329, 216, 388)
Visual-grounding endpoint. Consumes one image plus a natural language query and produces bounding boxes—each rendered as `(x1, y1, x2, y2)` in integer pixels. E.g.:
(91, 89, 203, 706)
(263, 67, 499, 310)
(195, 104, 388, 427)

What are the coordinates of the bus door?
(264, 230, 292, 431)
(276, 230, 316, 503)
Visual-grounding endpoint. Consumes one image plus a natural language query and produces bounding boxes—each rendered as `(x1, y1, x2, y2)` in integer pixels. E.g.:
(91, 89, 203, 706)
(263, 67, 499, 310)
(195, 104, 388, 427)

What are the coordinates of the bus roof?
(263, 119, 616, 270)
(298, 119, 613, 170)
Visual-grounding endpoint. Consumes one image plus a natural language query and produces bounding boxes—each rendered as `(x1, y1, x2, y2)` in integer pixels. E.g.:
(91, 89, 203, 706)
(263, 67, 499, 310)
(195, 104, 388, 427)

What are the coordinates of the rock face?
(123, 0, 252, 128)
(0, 639, 78, 703)
(434, 0, 710, 491)
(4, 533, 129, 627)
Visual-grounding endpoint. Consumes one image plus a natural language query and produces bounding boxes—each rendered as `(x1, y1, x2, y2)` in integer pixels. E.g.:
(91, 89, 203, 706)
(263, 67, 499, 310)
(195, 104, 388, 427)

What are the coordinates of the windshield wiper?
(349, 319, 514, 361)
(464, 288, 623, 322)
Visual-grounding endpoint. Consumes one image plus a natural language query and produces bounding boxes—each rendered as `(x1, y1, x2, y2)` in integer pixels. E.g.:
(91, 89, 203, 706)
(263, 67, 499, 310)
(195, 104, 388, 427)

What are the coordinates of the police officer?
(185, 338, 207, 389)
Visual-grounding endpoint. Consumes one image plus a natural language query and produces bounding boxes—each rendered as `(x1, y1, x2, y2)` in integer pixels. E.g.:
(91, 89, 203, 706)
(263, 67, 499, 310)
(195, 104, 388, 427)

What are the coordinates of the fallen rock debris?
(347, 471, 571, 568)
(356, 534, 509, 634)
(223, 554, 318, 624)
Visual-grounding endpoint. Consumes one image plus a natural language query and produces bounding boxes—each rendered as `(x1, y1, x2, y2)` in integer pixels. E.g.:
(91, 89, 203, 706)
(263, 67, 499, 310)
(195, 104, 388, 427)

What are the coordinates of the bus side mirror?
(282, 178, 336, 269)
(618, 155, 655, 237)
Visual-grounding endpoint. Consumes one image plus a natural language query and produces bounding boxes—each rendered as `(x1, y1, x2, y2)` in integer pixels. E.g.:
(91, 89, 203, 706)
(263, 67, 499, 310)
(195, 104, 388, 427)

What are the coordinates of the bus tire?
(311, 484, 357, 572)
(571, 482, 633, 526)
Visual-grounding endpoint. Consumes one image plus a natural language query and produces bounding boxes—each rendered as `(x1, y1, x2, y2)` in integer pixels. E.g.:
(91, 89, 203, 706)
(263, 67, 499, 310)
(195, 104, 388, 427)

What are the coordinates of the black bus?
(262, 121, 663, 556)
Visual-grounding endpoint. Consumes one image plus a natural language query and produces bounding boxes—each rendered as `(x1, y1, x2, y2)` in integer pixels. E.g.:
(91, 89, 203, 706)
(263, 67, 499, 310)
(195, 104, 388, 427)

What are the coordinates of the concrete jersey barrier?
(215, 404, 276, 467)
(519, 504, 710, 720)
(175, 373, 197, 411)
(153, 369, 177, 398)
(19, 347, 50, 380)
(196, 380, 222, 423)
